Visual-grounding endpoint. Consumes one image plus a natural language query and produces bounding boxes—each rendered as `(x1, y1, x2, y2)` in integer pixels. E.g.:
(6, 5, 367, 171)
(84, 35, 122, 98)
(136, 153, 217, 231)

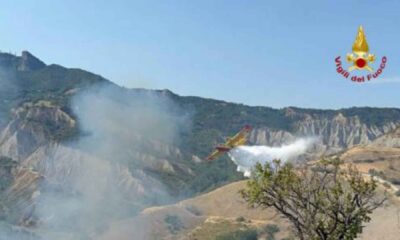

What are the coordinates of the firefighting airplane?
(206, 125, 252, 161)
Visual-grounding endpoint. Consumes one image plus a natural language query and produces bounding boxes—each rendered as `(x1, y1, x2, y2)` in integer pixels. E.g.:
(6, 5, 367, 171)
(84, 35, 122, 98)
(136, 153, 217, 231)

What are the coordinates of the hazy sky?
(1, 0, 400, 109)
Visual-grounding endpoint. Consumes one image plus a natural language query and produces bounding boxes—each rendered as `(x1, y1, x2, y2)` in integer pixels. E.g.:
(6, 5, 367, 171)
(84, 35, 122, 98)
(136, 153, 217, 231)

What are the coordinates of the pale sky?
(1, 0, 399, 109)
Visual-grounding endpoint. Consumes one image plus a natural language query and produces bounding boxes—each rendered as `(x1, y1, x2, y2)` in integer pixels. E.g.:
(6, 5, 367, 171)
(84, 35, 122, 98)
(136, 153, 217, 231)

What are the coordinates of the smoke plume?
(228, 138, 317, 177)
(32, 85, 189, 239)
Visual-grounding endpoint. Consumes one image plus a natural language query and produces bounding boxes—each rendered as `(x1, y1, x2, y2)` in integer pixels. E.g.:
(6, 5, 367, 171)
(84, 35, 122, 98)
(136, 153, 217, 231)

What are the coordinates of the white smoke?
(31, 85, 190, 240)
(228, 138, 317, 177)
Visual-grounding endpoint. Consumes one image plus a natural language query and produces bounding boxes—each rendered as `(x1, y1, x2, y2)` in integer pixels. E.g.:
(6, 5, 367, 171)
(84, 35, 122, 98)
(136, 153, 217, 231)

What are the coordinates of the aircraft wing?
(207, 149, 225, 161)
(206, 125, 252, 161)
(225, 125, 251, 147)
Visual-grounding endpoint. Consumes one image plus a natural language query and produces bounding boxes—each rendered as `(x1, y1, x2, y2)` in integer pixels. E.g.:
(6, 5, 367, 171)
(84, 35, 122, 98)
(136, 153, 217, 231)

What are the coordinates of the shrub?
(368, 168, 385, 179)
(216, 229, 258, 240)
(185, 205, 202, 216)
(164, 215, 184, 234)
(383, 182, 391, 189)
(389, 179, 400, 185)
(264, 224, 280, 240)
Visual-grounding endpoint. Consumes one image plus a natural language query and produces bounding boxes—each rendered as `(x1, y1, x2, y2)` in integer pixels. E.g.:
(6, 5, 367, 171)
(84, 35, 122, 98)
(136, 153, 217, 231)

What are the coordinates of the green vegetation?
(389, 178, 400, 185)
(340, 107, 400, 127)
(264, 224, 280, 240)
(241, 159, 385, 240)
(185, 205, 202, 216)
(187, 218, 257, 240)
(215, 229, 258, 240)
(0, 53, 107, 128)
(235, 216, 246, 222)
(2, 51, 400, 202)
(0, 157, 17, 192)
(368, 168, 386, 179)
(164, 214, 184, 234)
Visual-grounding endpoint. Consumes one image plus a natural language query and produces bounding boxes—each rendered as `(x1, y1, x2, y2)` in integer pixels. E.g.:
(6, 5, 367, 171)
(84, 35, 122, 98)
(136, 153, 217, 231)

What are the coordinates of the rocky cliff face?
(0, 103, 77, 227)
(1, 100, 399, 229)
(0, 101, 192, 232)
(371, 126, 400, 148)
(0, 101, 76, 161)
(0, 51, 45, 72)
(250, 112, 399, 155)
(1, 51, 400, 238)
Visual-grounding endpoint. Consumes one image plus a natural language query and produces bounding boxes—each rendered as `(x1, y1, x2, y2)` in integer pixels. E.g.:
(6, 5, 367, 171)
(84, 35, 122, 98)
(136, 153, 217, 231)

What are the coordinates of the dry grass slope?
(100, 144, 400, 240)
(98, 181, 289, 240)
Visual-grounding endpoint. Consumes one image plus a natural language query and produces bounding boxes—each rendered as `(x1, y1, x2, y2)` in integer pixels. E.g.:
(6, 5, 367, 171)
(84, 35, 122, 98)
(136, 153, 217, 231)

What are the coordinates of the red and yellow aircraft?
(206, 125, 252, 161)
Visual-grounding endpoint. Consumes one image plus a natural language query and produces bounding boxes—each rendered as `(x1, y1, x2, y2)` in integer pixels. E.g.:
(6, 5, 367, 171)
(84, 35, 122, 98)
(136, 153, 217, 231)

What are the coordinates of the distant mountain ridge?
(1, 51, 400, 192)
(0, 51, 108, 127)
(1, 51, 400, 190)
(1, 51, 400, 238)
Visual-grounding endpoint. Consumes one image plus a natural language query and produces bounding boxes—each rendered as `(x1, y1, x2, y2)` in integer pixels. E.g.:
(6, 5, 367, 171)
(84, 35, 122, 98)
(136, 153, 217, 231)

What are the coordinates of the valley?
(1, 51, 400, 239)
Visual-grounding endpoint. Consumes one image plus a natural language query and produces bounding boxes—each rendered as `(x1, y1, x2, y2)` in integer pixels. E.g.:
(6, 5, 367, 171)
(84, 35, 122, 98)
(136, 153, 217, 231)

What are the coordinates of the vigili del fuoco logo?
(335, 26, 387, 83)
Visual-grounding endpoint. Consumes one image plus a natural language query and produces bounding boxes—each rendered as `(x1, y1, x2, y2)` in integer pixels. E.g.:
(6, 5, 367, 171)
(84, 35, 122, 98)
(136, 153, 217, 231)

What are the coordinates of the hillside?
(0, 51, 108, 127)
(98, 180, 400, 240)
(103, 136, 400, 240)
(337, 127, 400, 189)
(1, 51, 399, 198)
(97, 181, 290, 240)
(1, 51, 400, 238)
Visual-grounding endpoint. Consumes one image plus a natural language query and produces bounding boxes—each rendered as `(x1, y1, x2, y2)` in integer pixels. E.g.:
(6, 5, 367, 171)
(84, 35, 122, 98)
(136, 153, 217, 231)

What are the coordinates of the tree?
(240, 158, 386, 240)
